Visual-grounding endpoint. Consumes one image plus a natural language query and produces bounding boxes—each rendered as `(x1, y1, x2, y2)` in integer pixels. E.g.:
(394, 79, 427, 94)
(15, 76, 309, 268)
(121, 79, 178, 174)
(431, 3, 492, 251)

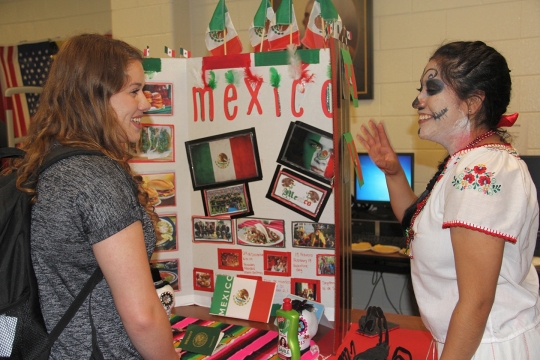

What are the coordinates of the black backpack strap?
(35, 146, 106, 353)
(47, 267, 104, 345)
(38, 146, 105, 175)
(0, 147, 25, 159)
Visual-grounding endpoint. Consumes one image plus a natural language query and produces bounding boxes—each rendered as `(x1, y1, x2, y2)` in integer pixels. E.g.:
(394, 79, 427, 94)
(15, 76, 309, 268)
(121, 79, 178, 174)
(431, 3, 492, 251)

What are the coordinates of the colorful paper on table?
(335, 322, 433, 359)
(179, 324, 225, 355)
(205, 0, 243, 56)
(343, 132, 363, 187)
(170, 315, 279, 360)
(210, 275, 276, 322)
(189, 133, 258, 186)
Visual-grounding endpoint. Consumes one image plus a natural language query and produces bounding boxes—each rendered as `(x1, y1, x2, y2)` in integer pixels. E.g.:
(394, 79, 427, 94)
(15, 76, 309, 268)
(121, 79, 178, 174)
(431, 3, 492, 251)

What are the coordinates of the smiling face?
(109, 61, 151, 144)
(412, 60, 471, 152)
(302, 132, 334, 177)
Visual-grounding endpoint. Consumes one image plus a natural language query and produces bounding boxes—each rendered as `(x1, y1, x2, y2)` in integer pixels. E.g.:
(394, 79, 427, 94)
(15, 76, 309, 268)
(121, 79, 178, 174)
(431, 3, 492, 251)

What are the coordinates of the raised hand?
(356, 120, 401, 176)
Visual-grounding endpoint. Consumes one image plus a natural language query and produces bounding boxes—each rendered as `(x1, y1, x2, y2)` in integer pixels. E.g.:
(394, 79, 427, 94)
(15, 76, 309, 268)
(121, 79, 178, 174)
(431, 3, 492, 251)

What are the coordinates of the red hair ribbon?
(497, 113, 518, 127)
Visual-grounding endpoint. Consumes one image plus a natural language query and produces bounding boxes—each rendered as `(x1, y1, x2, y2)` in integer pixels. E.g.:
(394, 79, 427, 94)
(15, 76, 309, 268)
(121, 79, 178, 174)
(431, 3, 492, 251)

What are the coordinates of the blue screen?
(354, 153, 414, 202)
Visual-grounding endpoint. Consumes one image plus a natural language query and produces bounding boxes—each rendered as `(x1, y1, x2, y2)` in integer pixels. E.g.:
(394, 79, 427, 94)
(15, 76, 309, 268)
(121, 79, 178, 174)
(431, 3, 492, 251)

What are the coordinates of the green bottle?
(276, 298, 300, 360)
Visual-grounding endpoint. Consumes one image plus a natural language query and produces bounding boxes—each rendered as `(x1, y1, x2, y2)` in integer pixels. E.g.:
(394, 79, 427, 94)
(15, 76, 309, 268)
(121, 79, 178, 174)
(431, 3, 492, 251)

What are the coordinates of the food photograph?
(141, 173, 176, 207)
(236, 218, 285, 248)
(142, 83, 173, 115)
(129, 124, 174, 162)
(155, 215, 177, 252)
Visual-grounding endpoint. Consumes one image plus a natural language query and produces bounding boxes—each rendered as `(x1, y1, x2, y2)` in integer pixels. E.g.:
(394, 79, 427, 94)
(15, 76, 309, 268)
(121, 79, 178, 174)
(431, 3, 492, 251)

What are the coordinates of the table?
(172, 305, 428, 357)
(352, 250, 410, 274)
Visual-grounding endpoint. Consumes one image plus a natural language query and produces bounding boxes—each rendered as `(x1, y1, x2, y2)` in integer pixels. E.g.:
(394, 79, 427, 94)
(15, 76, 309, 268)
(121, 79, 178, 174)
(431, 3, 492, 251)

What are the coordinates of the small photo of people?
(192, 216, 233, 243)
(203, 184, 252, 218)
(317, 255, 336, 276)
(292, 222, 335, 249)
(292, 279, 320, 302)
(264, 251, 291, 276)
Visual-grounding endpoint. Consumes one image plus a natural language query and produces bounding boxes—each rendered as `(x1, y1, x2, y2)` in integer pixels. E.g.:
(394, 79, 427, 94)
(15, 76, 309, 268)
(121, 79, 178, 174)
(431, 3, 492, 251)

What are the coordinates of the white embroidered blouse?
(410, 144, 540, 343)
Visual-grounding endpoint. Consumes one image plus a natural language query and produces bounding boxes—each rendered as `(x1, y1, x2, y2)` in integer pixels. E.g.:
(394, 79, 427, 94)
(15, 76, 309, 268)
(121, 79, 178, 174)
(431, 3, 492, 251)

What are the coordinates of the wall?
(0, 0, 112, 44)
(110, 0, 190, 59)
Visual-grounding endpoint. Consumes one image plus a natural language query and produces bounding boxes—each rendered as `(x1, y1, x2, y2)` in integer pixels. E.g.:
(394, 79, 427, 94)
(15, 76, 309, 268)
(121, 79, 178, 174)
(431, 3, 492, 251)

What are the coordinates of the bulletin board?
(130, 46, 350, 348)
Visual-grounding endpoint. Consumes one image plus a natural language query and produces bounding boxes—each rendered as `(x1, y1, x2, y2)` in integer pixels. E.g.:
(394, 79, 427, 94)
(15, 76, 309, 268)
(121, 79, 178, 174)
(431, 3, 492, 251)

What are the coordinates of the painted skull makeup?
(302, 134, 334, 178)
(412, 60, 471, 152)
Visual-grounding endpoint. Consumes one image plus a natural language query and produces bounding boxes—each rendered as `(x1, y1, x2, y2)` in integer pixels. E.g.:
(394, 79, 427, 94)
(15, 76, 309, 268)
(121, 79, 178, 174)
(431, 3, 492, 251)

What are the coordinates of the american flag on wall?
(0, 41, 56, 140)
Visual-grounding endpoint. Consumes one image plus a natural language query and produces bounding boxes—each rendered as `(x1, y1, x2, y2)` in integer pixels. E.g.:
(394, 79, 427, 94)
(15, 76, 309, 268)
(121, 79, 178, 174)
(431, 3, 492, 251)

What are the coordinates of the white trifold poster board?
(131, 49, 337, 320)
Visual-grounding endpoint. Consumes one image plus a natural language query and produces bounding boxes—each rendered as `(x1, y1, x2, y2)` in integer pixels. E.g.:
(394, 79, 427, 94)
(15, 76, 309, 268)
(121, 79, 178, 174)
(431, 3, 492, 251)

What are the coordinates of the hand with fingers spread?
(355, 120, 416, 223)
(356, 120, 401, 177)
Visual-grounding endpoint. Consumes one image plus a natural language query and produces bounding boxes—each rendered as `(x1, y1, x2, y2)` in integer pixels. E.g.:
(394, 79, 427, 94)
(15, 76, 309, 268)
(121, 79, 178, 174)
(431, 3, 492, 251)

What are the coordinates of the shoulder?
(38, 155, 136, 202)
(447, 145, 531, 195)
(450, 145, 522, 177)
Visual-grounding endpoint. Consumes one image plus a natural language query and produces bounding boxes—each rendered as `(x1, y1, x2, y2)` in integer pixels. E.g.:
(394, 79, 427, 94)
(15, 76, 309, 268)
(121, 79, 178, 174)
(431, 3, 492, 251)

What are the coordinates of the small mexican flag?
(301, 0, 341, 49)
(189, 133, 259, 186)
(180, 47, 191, 58)
(248, 0, 274, 52)
(205, 0, 243, 56)
(267, 0, 300, 51)
(210, 275, 276, 323)
(164, 46, 175, 57)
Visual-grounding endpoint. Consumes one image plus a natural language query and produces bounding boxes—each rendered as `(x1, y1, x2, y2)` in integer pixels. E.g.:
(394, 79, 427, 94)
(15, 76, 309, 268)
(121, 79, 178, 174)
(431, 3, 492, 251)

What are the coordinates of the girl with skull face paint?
(356, 41, 540, 359)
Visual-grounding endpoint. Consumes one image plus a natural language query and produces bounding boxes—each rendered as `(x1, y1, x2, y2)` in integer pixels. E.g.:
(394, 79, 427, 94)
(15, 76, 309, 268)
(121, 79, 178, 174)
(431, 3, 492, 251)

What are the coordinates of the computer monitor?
(354, 152, 414, 204)
(521, 156, 540, 210)
(520, 156, 540, 256)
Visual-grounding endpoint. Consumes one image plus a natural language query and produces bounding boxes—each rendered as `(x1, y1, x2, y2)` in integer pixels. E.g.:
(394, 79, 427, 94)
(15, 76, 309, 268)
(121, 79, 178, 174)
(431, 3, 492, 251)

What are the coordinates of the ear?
(467, 91, 485, 116)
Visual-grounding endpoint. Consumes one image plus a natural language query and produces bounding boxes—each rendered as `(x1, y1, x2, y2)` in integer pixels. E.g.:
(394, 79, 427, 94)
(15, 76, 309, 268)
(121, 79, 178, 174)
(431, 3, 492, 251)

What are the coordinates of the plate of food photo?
(156, 217, 175, 250)
(147, 178, 175, 200)
(237, 220, 284, 246)
(144, 184, 162, 207)
(195, 272, 212, 289)
(139, 126, 172, 155)
(159, 270, 178, 286)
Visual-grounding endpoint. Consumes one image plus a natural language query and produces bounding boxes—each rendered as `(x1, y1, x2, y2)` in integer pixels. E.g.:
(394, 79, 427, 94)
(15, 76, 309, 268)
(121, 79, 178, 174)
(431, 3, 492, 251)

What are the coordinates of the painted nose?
(412, 96, 424, 110)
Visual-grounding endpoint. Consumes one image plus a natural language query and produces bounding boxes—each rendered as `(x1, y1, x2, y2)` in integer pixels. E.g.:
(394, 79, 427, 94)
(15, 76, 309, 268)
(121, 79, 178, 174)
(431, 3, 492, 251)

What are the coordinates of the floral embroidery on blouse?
(452, 164, 501, 195)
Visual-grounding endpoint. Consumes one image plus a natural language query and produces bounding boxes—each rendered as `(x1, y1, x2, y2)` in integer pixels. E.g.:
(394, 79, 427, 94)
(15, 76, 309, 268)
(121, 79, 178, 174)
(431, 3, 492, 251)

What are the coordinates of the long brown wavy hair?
(5, 33, 160, 233)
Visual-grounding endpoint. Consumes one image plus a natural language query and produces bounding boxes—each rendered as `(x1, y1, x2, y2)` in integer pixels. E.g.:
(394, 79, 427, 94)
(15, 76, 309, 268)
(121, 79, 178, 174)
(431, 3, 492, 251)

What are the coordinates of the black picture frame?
(202, 183, 254, 219)
(334, 0, 373, 99)
(277, 121, 334, 185)
(185, 127, 262, 190)
(266, 166, 331, 222)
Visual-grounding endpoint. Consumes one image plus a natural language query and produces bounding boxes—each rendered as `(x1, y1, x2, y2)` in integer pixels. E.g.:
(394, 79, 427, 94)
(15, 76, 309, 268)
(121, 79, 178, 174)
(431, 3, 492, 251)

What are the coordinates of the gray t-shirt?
(31, 154, 156, 359)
